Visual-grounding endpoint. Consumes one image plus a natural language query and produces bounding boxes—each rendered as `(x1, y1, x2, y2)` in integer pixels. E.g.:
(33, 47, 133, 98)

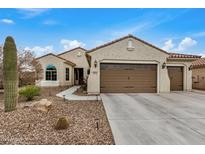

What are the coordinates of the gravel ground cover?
(0, 87, 114, 145)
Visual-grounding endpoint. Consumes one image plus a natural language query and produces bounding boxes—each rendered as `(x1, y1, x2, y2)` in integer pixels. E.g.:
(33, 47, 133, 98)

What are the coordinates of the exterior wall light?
(162, 62, 166, 69)
(94, 60, 98, 68)
(188, 66, 192, 71)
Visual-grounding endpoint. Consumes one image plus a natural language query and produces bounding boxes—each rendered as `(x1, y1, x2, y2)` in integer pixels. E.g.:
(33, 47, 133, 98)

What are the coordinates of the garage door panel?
(100, 63, 157, 93)
(168, 66, 183, 91)
(101, 70, 156, 74)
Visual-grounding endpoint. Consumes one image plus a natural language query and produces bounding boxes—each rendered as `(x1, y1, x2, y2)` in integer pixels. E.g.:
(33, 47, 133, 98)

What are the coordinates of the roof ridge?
(36, 53, 76, 66)
(58, 47, 87, 56)
(87, 34, 169, 55)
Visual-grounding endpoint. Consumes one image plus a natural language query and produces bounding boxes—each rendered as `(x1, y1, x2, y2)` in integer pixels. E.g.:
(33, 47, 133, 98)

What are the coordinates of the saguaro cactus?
(3, 36, 18, 112)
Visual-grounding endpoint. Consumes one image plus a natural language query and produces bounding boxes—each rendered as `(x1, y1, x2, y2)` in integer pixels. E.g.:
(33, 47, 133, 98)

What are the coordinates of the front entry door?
(74, 68, 84, 85)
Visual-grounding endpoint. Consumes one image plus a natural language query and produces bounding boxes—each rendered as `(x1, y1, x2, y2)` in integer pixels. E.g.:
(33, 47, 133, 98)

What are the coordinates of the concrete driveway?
(101, 92, 205, 144)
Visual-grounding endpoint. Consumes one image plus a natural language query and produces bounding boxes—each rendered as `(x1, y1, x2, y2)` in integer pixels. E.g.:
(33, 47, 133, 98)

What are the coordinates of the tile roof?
(168, 53, 201, 59)
(191, 58, 205, 69)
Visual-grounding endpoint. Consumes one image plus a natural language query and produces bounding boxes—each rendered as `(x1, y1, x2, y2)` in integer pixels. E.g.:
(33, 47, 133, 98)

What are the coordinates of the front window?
(46, 65, 57, 81)
(66, 68, 69, 81)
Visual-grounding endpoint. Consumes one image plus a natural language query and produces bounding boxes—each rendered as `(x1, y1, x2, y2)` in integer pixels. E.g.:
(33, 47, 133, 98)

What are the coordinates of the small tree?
(18, 50, 43, 86)
(3, 36, 18, 112)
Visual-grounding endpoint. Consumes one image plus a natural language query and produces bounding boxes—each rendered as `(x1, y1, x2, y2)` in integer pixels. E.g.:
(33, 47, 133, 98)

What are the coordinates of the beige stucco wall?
(36, 54, 74, 87)
(58, 48, 90, 79)
(87, 37, 193, 94)
(192, 68, 205, 90)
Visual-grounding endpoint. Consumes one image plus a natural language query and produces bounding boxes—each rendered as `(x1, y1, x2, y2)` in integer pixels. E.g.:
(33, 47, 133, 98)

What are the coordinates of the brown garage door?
(167, 66, 183, 91)
(100, 63, 157, 93)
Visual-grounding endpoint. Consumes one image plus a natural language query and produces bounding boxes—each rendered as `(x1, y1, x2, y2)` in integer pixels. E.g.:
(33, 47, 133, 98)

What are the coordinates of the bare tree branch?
(0, 47, 43, 88)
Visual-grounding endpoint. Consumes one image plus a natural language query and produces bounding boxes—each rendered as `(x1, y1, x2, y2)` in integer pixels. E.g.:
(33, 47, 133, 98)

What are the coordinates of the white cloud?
(162, 39, 174, 51)
(17, 8, 50, 18)
(24, 45, 54, 57)
(60, 39, 86, 50)
(192, 31, 205, 38)
(43, 20, 57, 25)
(176, 37, 197, 52)
(198, 53, 205, 58)
(111, 22, 150, 38)
(1, 18, 14, 24)
(104, 10, 190, 39)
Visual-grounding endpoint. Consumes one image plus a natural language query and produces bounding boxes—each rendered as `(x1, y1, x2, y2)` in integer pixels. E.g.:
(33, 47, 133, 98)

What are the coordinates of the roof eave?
(191, 65, 205, 69)
(36, 53, 53, 60)
(36, 53, 76, 67)
(167, 57, 201, 61)
(87, 34, 169, 55)
(64, 62, 76, 67)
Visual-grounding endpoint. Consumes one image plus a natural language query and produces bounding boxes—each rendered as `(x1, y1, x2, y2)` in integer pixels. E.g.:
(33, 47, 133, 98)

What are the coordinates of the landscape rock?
(0, 87, 114, 145)
(33, 99, 52, 112)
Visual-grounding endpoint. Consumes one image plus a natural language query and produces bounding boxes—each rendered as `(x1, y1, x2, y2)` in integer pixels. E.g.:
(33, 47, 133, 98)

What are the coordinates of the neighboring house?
(192, 58, 205, 90)
(36, 34, 201, 93)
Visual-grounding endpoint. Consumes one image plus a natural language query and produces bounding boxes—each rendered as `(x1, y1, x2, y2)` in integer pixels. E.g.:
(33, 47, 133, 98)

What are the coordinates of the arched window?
(46, 65, 57, 81)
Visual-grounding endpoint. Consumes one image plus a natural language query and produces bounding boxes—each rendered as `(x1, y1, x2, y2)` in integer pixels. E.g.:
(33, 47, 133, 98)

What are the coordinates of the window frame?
(45, 65, 57, 81)
(66, 68, 70, 81)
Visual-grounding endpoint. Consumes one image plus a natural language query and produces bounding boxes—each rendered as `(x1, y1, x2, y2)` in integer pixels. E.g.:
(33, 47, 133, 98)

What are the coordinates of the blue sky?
(0, 8, 205, 57)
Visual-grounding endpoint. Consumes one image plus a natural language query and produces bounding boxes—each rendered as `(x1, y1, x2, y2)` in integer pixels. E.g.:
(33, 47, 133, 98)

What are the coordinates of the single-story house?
(192, 58, 205, 90)
(36, 34, 201, 94)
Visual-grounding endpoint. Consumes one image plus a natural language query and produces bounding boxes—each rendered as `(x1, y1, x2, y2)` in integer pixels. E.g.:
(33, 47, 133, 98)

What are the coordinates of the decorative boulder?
(33, 99, 52, 112)
(55, 117, 70, 130)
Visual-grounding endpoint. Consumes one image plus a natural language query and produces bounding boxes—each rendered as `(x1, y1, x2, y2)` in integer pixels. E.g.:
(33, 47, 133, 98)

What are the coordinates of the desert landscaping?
(0, 87, 114, 145)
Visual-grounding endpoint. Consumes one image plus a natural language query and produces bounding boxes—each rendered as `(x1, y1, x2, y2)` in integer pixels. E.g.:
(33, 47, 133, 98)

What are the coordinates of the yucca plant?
(3, 36, 18, 112)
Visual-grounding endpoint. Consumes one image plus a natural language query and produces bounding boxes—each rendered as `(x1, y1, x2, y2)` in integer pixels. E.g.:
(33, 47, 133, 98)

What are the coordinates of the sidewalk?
(192, 89, 205, 94)
(56, 86, 101, 101)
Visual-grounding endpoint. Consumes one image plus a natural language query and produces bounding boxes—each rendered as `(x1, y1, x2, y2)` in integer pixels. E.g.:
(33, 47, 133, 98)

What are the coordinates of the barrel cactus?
(3, 36, 18, 112)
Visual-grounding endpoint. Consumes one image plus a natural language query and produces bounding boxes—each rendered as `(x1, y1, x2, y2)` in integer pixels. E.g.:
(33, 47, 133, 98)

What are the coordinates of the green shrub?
(19, 85, 40, 101)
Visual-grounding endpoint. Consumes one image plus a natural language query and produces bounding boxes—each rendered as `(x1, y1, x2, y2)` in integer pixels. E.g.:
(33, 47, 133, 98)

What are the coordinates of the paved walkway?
(192, 89, 205, 94)
(56, 86, 101, 101)
(101, 92, 205, 145)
